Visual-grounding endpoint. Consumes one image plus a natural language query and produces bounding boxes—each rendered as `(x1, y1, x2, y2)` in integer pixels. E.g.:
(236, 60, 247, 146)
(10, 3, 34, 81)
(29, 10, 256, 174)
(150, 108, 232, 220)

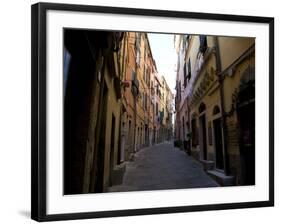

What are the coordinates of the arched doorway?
(237, 66, 255, 185)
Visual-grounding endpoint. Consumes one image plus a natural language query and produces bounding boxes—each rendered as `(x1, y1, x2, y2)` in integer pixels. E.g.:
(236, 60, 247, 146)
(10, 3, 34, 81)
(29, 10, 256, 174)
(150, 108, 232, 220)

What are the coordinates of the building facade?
(175, 34, 255, 186)
(63, 30, 125, 194)
(160, 76, 174, 142)
(63, 30, 174, 194)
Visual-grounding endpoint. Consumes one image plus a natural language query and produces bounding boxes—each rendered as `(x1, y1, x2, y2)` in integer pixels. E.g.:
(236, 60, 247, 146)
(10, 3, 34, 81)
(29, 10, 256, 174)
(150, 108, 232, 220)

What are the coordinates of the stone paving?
(108, 142, 219, 192)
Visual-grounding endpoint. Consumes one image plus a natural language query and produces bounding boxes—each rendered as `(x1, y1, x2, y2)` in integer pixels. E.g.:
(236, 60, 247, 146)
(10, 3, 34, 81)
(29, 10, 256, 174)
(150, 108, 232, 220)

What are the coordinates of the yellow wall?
(222, 54, 255, 156)
(186, 36, 218, 158)
(103, 65, 121, 190)
(218, 37, 255, 71)
(223, 55, 255, 112)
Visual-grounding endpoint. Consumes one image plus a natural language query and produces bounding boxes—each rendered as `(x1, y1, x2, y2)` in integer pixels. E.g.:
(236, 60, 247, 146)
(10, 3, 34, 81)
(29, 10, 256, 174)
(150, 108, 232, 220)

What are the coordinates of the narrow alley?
(63, 30, 255, 194)
(108, 142, 218, 192)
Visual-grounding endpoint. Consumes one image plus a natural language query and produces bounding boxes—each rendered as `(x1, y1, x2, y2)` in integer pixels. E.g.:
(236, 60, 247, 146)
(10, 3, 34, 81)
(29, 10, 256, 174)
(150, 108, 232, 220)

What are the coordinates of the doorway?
(153, 126, 156, 144)
(213, 118, 224, 169)
(92, 84, 108, 193)
(199, 115, 207, 160)
(119, 122, 126, 164)
(237, 66, 255, 185)
(145, 124, 148, 146)
(109, 114, 116, 186)
(238, 101, 255, 185)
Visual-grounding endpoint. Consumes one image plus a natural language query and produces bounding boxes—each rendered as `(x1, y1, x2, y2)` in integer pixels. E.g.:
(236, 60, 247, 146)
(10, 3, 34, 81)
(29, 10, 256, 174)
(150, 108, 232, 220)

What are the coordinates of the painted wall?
(103, 64, 122, 190)
(219, 37, 255, 71)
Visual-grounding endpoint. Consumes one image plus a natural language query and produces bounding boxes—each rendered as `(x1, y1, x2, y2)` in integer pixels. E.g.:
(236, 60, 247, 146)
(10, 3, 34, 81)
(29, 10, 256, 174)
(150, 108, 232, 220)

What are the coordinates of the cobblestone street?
(62, 31, 256, 194)
(108, 142, 218, 192)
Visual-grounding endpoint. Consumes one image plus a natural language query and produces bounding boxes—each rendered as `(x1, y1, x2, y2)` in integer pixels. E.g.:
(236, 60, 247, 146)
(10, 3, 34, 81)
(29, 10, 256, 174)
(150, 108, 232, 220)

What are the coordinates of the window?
(160, 110, 164, 125)
(128, 120, 131, 144)
(213, 105, 220, 115)
(181, 40, 185, 53)
(144, 45, 147, 62)
(142, 92, 146, 111)
(135, 33, 141, 65)
(184, 62, 187, 88)
(156, 85, 160, 96)
(179, 81, 181, 102)
(143, 92, 145, 109)
(131, 71, 139, 95)
(136, 51, 140, 65)
(199, 35, 207, 54)
(144, 93, 147, 111)
(135, 33, 140, 49)
(183, 58, 191, 88)
(199, 102, 206, 114)
(156, 102, 159, 116)
(187, 58, 191, 80)
(147, 69, 150, 87)
(185, 35, 190, 45)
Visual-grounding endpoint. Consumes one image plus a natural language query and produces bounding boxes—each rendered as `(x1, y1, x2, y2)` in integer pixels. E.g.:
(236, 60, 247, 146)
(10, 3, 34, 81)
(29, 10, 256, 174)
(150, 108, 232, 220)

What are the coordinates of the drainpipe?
(214, 36, 230, 175)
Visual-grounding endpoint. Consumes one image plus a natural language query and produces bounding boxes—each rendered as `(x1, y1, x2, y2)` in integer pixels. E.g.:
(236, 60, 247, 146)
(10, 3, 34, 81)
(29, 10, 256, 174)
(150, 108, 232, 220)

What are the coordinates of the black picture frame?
(31, 2, 274, 222)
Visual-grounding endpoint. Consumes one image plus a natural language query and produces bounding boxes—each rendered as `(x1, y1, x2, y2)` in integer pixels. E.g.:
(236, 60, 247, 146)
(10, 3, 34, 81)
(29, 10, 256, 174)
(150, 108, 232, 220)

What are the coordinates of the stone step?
(199, 160, 215, 171)
(207, 170, 235, 186)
